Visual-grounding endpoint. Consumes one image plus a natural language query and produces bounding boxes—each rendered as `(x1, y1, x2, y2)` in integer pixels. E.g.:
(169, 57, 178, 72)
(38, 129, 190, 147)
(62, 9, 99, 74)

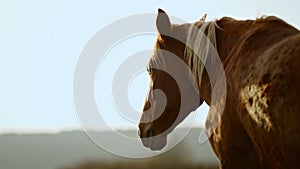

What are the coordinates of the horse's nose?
(138, 123, 153, 138)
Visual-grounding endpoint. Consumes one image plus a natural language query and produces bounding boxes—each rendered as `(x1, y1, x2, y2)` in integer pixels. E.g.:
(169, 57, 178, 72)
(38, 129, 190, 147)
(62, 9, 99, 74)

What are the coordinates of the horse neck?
(199, 17, 299, 105)
(198, 18, 254, 105)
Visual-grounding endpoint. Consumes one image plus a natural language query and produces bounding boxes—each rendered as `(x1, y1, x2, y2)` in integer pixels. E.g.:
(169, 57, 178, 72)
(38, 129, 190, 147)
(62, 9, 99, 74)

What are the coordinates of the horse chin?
(149, 138, 167, 151)
(141, 135, 167, 151)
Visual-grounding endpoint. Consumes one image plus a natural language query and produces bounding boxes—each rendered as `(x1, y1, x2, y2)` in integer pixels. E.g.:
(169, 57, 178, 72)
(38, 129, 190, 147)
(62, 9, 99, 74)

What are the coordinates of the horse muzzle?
(138, 123, 167, 151)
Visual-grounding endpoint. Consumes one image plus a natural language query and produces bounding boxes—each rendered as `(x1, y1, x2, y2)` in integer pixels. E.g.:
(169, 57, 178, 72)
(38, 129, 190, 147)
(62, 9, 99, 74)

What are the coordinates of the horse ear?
(156, 8, 171, 36)
(200, 13, 207, 22)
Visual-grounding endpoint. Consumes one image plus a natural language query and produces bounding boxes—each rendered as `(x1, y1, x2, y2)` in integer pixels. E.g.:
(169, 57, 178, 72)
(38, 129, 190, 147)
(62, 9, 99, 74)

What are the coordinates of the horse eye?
(148, 68, 153, 73)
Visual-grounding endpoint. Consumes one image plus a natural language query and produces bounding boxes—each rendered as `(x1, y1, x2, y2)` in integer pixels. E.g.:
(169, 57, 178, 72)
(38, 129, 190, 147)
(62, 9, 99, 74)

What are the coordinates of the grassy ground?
(62, 150, 219, 169)
(62, 160, 219, 169)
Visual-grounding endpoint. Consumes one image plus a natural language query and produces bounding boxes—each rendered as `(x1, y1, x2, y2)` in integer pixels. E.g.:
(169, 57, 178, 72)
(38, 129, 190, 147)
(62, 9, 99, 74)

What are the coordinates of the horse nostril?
(139, 123, 153, 138)
(145, 127, 153, 138)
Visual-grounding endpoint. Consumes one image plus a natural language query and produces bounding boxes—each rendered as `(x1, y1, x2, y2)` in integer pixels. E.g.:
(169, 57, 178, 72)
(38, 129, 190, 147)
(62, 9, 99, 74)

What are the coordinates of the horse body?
(208, 17, 300, 169)
(138, 9, 300, 169)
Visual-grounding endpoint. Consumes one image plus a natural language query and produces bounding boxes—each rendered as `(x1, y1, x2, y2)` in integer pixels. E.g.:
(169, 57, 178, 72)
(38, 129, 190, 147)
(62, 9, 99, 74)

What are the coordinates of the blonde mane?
(184, 21, 218, 87)
(147, 40, 165, 70)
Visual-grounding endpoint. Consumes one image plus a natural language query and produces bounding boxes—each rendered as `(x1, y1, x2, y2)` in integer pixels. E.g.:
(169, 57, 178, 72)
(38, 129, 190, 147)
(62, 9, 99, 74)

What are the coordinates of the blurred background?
(0, 0, 299, 168)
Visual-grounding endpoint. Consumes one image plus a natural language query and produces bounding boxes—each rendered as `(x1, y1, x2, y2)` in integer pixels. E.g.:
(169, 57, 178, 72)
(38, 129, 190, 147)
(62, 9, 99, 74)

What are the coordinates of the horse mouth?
(141, 136, 167, 151)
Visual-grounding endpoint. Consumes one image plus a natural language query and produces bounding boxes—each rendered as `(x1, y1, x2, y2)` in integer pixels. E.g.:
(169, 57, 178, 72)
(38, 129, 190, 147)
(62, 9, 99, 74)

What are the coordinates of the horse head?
(138, 9, 204, 150)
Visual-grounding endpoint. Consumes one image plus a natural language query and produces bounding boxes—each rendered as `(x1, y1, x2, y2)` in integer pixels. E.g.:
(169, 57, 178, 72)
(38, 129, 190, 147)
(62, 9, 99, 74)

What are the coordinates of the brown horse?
(138, 9, 300, 169)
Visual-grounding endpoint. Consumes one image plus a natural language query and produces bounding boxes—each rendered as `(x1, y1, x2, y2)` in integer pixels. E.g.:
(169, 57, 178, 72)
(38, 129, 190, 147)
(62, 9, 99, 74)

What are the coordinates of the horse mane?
(147, 40, 165, 70)
(255, 15, 285, 23)
(184, 20, 218, 87)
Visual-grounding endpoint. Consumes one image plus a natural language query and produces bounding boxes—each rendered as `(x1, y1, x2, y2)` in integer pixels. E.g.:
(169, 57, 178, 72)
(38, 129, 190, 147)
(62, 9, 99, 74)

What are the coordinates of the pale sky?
(0, 0, 299, 133)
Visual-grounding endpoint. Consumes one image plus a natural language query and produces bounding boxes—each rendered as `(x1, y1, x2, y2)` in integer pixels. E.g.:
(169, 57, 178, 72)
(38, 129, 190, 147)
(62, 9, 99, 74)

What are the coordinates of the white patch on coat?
(240, 84, 273, 131)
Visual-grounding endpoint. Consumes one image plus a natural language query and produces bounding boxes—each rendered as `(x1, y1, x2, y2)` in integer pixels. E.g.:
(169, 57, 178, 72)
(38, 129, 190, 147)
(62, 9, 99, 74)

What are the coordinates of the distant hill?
(0, 128, 219, 169)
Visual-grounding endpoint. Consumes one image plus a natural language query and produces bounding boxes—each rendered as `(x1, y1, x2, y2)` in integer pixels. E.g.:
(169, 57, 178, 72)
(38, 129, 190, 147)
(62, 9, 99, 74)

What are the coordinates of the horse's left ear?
(156, 8, 171, 36)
